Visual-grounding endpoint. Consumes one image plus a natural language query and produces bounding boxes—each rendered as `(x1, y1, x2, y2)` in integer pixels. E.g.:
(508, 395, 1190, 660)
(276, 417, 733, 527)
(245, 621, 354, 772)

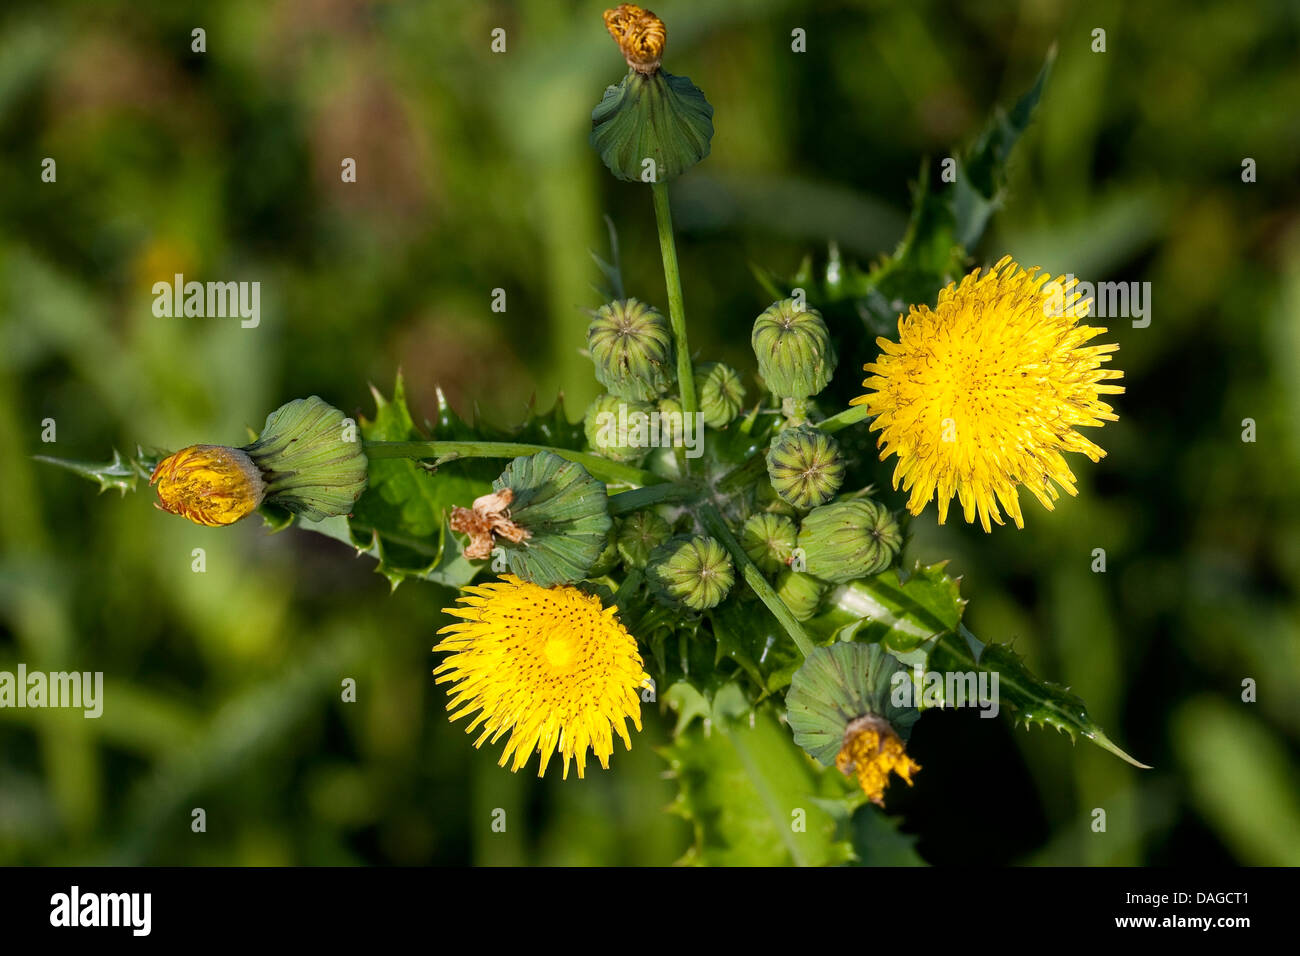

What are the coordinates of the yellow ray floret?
(850, 256, 1125, 531)
(434, 575, 650, 779)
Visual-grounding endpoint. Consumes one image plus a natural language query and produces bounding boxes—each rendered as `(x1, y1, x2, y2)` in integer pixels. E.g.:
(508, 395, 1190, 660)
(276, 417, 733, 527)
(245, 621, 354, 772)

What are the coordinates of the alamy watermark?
(152, 273, 260, 328)
(594, 403, 705, 459)
(890, 665, 999, 718)
(1043, 274, 1151, 328)
(0, 664, 103, 718)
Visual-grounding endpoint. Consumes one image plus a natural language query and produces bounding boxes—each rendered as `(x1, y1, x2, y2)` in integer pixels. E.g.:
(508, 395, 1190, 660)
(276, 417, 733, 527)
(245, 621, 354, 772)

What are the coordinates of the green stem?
(700, 503, 815, 659)
(651, 181, 696, 420)
(818, 403, 872, 435)
(608, 481, 698, 515)
(362, 440, 665, 487)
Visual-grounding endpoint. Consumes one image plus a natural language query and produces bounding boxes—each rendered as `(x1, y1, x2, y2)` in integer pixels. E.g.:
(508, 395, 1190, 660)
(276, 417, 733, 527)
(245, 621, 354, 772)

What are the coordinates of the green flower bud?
(616, 509, 673, 569)
(485, 452, 613, 587)
(590, 70, 714, 184)
(765, 425, 844, 510)
(587, 298, 675, 400)
(583, 393, 655, 463)
(243, 396, 369, 521)
(647, 535, 734, 610)
(587, 526, 621, 577)
(740, 513, 797, 574)
(693, 361, 746, 429)
(751, 299, 837, 399)
(797, 499, 902, 583)
(775, 569, 826, 622)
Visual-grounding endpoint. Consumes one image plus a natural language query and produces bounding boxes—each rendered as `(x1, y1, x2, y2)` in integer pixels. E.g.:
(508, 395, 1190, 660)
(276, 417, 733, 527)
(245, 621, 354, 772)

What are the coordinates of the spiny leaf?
(662, 683, 858, 866)
(810, 562, 1145, 767)
(34, 446, 161, 496)
(952, 45, 1056, 248)
(926, 625, 1150, 768)
(808, 561, 967, 651)
(343, 373, 586, 590)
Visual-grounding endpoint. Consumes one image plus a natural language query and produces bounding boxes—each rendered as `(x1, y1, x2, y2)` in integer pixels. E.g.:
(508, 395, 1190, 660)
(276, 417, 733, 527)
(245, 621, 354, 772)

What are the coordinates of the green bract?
(587, 298, 675, 401)
(740, 513, 797, 575)
(617, 509, 672, 569)
(590, 70, 714, 184)
(751, 299, 836, 400)
(797, 498, 901, 583)
(583, 393, 655, 463)
(243, 396, 368, 521)
(786, 643, 919, 767)
(765, 425, 845, 510)
(647, 535, 734, 611)
(775, 569, 826, 622)
(490, 452, 612, 587)
(693, 361, 746, 429)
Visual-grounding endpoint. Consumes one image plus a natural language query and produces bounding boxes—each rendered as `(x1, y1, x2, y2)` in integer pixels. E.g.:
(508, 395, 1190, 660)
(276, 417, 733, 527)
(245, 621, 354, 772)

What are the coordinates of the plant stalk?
(363, 440, 665, 487)
(651, 181, 697, 421)
(818, 403, 872, 435)
(700, 503, 815, 659)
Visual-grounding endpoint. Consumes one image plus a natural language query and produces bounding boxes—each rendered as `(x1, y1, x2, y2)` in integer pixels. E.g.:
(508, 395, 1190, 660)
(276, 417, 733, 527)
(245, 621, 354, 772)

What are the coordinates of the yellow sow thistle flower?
(852, 256, 1125, 531)
(434, 575, 650, 779)
(151, 445, 266, 527)
(835, 714, 921, 807)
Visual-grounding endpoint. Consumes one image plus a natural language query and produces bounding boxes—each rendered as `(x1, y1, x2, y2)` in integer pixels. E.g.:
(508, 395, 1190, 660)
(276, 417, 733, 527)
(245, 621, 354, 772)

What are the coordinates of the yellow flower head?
(851, 256, 1124, 531)
(835, 714, 920, 806)
(435, 575, 649, 779)
(150, 444, 266, 527)
(604, 4, 666, 74)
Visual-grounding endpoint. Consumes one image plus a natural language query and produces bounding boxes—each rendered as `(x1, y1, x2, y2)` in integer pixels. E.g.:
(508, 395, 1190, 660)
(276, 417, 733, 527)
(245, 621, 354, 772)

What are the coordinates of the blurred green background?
(2, 0, 1299, 865)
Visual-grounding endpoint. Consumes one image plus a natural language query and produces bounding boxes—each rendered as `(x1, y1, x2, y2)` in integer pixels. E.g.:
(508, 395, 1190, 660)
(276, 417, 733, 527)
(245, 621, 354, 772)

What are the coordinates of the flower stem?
(651, 181, 696, 420)
(608, 481, 698, 514)
(363, 440, 665, 487)
(700, 503, 815, 659)
(818, 403, 872, 435)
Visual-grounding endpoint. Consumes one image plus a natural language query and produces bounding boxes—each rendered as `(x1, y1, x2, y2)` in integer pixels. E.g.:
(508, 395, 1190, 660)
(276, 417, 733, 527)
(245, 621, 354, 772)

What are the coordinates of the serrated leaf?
(662, 683, 857, 866)
(809, 562, 1144, 766)
(34, 446, 162, 496)
(952, 45, 1055, 248)
(926, 624, 1149, 768)
(808, 562, 967, 652)
(709, 594, 802, 696)
(357, 373, 494, 541)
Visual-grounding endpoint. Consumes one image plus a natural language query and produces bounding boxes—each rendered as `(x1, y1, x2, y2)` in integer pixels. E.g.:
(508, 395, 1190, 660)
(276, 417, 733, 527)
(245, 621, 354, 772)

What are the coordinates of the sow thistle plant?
(42, 6, 1145, 863)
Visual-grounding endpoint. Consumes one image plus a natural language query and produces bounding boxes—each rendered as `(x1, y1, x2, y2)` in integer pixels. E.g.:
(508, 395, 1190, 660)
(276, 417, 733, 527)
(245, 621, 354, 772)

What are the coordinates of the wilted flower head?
(852, 256, 1124, 531)
(836, 714, 921, 807)
(604, 4, 666, 74)
(150, 445, 265, 527)
(435, 575, 649, 779)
